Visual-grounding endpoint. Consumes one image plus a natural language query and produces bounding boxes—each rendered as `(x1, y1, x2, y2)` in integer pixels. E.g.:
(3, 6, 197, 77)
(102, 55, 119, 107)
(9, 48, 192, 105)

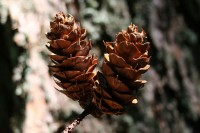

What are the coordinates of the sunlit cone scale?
(93, 24, 150, 115)
(46, 12, 98, 109)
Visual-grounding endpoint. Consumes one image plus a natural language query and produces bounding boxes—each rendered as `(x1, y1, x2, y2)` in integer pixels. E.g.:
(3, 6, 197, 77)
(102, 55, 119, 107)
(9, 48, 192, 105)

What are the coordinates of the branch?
(61, 106, 91, 133)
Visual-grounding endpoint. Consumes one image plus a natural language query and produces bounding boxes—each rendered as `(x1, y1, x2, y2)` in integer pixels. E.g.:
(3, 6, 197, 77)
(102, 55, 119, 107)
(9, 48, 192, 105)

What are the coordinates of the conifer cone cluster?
(93, 24, 150, 115)
(46, 12, 98, 109)
(46, 12, 150, 117)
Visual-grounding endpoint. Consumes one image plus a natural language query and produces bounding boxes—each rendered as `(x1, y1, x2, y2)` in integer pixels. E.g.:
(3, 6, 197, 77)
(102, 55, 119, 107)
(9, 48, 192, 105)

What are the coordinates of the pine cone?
(93, 24, 150, 115)
(46, 12, 98, 108)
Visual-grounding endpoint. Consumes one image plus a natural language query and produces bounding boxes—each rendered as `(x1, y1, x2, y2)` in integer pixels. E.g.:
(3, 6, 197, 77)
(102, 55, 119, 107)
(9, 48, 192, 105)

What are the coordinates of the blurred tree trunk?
(147, 0, 200, 132)
(0, 14, 25, 133)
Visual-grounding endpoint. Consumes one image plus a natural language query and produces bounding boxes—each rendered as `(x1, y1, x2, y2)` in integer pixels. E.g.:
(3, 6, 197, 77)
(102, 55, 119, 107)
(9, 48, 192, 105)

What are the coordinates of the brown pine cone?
(93, 24, 150, 115)
(46, 12, 98, 109)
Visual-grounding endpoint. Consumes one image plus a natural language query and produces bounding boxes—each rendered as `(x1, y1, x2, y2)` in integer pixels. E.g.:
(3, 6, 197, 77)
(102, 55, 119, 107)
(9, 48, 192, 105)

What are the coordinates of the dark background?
(0, 0, 200, 133)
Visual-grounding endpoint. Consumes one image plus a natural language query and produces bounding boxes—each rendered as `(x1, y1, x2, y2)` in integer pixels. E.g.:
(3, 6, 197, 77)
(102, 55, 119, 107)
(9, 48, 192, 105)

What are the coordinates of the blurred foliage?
(0, 0, 200, 133)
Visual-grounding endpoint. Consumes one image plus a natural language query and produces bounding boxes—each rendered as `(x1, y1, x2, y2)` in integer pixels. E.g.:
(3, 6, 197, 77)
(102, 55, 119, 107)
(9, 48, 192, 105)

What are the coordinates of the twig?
(61, 106, 91, 133)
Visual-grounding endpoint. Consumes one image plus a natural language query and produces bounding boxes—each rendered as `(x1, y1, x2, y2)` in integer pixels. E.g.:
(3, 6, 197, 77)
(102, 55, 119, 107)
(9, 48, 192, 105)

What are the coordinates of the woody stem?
(61, 105, 92, 133)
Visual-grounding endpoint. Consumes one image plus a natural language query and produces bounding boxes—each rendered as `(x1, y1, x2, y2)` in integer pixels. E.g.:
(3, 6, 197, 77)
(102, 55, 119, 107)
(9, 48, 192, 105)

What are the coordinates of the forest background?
(0, 0, 200, 133)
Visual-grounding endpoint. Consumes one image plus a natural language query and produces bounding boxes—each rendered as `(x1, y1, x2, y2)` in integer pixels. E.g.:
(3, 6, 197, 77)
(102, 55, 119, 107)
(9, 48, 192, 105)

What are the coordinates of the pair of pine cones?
(46, 12, 150, 117)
